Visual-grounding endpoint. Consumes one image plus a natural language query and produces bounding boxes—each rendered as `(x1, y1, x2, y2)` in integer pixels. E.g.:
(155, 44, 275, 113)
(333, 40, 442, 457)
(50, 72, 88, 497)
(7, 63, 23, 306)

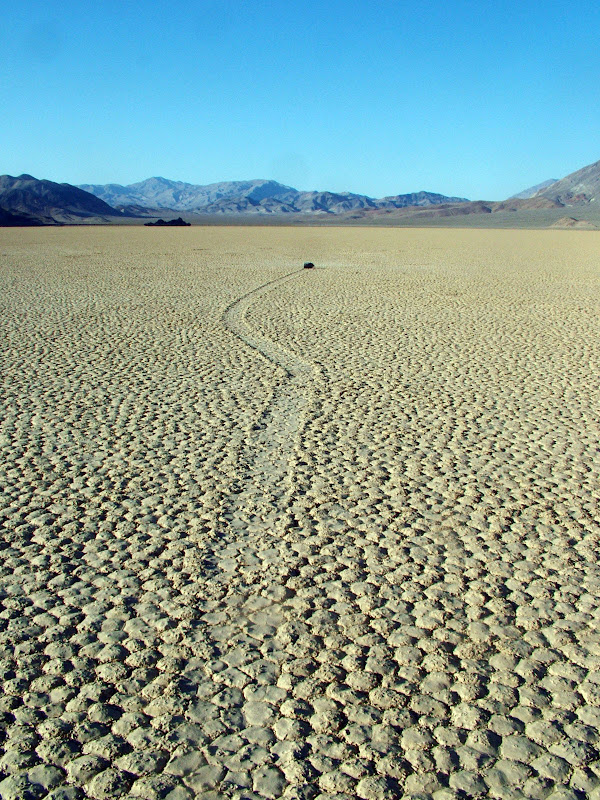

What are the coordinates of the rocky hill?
(550, 216, 597, 229)
(79, 177, 468, 215)
(0, 174, 123, 224)
(144, 217, 191, 227)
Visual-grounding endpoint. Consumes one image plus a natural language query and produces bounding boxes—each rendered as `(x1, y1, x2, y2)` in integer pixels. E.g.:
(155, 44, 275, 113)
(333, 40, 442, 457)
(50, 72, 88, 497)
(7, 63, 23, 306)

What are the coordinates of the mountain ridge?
(0, 174, 123, 224)
(78, 177, 468, 215)
(532, 158, 600, 205)
(4, 156, 600, 226)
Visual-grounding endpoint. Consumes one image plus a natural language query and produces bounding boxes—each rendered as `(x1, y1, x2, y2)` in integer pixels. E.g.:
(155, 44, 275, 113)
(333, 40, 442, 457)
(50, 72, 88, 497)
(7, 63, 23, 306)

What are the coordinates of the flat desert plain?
(0, 226, 599, 800)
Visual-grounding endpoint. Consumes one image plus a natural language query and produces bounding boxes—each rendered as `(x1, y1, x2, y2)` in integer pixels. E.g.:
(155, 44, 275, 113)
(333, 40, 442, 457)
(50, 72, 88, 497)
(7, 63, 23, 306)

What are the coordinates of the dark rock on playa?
(144, 217, 191, 226)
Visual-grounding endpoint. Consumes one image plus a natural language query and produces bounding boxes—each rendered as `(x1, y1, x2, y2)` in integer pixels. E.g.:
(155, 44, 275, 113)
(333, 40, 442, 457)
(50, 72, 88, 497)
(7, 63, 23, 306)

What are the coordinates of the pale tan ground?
(0, 226, 599, 800)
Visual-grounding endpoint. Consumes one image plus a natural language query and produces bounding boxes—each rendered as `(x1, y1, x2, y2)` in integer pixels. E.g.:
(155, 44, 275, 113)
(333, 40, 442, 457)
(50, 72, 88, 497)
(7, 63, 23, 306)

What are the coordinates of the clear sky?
(3, 0, 600, 200)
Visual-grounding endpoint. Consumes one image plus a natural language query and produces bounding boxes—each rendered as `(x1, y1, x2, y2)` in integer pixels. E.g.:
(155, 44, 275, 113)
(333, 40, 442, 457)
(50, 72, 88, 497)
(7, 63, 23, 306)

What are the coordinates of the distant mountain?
(78, 178, 298, 211)
(0, 174, 123, 224)
(433, 157, 600, 223)
(509, 179, 557, 200)
(491, 197, 561, 211)
(79, 177, 468, 215)
(7, 158, 600, 226)
(532, 158, 600, 205)
(378, 191, 467, 208)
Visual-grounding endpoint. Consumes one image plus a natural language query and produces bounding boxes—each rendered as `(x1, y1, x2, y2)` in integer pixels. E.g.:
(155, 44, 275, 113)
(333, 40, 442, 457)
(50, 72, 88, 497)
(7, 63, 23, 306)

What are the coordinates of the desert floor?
(0, 226, 599, 800)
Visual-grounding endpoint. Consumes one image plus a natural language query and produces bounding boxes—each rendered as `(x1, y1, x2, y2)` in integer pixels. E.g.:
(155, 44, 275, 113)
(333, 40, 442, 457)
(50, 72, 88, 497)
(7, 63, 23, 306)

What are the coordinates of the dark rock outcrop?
(144, 217, 191, 226)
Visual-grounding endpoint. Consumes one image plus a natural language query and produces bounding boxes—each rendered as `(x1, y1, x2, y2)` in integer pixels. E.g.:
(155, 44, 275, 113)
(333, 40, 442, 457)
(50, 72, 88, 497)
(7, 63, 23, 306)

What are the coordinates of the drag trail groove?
(202, 266, 319, 583)
(222, 268, 313, 379)
(184, 269, 330, 797)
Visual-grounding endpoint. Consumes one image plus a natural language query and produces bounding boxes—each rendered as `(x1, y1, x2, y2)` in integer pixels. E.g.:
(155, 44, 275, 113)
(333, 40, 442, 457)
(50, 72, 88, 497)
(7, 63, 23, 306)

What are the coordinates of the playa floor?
(0, 226, 599, 800)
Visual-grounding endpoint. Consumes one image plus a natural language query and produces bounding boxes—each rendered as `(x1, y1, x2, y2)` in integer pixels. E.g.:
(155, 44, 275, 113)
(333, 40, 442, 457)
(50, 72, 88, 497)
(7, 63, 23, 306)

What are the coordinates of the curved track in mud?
(216, 269, 317, 568)
(222, 269, 313, 379)
(194, 268, 320, 596)
(187, 269, 323, 796)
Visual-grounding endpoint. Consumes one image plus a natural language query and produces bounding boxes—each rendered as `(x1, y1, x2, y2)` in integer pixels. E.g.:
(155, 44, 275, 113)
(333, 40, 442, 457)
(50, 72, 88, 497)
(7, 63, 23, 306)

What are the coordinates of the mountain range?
(2, 156, 600, 225)
(78, 177, 468, 216)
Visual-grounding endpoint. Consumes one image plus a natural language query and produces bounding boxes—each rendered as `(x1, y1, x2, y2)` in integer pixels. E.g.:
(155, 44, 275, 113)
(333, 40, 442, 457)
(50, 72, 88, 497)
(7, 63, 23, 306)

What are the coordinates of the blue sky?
(2, 0, 600, 199)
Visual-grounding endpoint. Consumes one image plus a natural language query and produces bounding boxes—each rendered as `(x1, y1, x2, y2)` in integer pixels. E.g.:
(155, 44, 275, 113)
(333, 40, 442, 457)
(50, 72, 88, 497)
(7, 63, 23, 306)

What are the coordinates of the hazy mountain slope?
(509, 179, 557, 199)
(200, 188, 469, 214)
(291, 191, 377, 213)
(534, 158, 600, 204)
(0, 174, 121, 223)
(197, 196, 299, 214)
(377, 191, 466, 208)
(76, 182, 139, 208)
(113, 204, 167, 217)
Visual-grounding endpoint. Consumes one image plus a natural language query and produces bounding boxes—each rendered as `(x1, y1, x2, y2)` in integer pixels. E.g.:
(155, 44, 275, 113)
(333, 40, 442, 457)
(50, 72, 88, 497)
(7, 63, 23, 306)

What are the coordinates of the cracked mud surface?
(0, 226, 599, 800)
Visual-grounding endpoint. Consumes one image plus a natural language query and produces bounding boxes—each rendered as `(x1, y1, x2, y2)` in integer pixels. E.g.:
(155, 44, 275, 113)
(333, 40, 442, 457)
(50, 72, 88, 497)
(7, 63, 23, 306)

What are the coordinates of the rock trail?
(189, 269, 326, 797)
(202, 267, 318, 582)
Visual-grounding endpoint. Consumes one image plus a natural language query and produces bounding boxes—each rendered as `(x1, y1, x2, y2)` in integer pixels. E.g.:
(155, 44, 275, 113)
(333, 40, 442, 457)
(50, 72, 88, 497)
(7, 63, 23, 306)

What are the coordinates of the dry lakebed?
(0, 226, 599, 800)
